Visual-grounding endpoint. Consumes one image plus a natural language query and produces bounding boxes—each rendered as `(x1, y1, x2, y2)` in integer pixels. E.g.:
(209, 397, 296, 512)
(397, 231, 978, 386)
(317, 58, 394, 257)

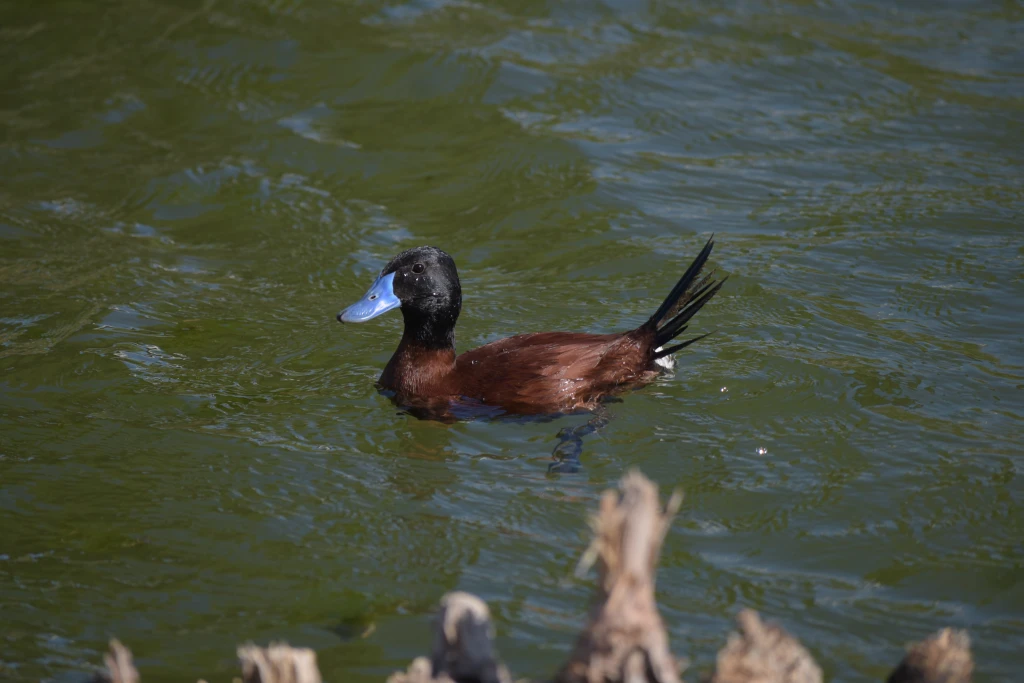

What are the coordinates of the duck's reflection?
(384, 387, 616, 474)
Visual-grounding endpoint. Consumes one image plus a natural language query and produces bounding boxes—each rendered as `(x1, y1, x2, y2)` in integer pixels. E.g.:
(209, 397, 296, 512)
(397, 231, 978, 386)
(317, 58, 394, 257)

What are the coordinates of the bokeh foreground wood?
(91, 471, 973, 683)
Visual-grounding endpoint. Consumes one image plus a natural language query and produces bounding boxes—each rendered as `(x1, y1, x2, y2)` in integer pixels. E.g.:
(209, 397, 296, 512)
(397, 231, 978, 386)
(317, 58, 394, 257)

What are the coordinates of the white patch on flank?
(653, 346, 675, 371)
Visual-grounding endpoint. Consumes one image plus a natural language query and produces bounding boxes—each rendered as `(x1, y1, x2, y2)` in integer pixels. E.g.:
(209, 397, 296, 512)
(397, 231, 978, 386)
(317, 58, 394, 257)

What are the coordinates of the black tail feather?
(652, 331, 714, 359)
(659, 268, 716, 322)
(654, 276, 727, 347)
(642, 235, 724, 356)
(646, 236, 716, 328)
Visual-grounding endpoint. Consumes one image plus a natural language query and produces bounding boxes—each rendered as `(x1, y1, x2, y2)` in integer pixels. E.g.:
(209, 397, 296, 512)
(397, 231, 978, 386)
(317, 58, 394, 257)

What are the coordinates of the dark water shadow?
(379, 386, 618, 474)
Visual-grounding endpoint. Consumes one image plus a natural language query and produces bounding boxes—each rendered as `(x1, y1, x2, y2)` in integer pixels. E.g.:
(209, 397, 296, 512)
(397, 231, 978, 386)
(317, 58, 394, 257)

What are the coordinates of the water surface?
(1, 1, 1022, 681)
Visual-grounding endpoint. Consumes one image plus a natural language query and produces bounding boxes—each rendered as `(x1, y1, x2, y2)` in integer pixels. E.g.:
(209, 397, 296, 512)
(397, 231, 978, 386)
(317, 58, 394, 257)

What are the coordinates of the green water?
(1, 0, 1022, 681)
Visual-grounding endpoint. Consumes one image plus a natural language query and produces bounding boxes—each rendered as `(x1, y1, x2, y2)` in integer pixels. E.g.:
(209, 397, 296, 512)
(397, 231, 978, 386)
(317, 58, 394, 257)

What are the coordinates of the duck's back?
(453, 331, 657, 414)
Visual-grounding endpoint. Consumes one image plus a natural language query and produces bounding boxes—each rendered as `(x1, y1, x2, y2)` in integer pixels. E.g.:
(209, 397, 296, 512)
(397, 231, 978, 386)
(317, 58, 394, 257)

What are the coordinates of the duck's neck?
(379, 316, 457, 397)
(401, 307, 457, 351)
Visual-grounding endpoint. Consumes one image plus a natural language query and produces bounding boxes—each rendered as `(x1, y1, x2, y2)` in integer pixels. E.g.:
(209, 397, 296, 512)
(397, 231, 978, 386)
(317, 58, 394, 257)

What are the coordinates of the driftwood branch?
(86, 471, 976, 683)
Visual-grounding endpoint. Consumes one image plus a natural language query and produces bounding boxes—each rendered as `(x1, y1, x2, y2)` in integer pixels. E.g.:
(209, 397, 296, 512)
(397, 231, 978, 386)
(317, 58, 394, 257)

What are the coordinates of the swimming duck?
(337, 237, 725, 418)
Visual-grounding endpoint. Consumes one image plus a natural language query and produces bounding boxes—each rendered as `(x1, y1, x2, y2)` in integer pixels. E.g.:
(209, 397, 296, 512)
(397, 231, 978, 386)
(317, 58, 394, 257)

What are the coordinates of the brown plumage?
(338, 238, 726, 419)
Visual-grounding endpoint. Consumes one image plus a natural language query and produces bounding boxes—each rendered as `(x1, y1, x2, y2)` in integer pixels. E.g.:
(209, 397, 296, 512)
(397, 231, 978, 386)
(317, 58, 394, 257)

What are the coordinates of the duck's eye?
(412, 263, 425, 274)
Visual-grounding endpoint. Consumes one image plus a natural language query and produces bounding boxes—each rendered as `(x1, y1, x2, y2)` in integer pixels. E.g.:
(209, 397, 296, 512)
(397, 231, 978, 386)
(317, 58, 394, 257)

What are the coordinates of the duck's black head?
(337, 246, 462, 350)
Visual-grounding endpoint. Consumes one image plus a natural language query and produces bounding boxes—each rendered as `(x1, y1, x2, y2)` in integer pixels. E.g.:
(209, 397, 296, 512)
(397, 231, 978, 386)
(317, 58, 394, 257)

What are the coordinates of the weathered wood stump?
(557, 469, 684, 683)
(387, 591, 511, 683)
(91, 639, 138, 683)
(887, 628, 973, 683)
(237, 643, 321, 683)
(705, 609, 821, 683)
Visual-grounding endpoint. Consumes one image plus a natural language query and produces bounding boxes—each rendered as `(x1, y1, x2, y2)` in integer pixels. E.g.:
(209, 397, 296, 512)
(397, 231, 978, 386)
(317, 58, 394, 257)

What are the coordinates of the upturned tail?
(640, 235, 726, 360)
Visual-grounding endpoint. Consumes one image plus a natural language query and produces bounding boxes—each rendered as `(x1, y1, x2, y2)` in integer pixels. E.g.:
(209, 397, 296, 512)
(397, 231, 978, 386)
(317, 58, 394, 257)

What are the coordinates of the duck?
(337, 237, 725, 419)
